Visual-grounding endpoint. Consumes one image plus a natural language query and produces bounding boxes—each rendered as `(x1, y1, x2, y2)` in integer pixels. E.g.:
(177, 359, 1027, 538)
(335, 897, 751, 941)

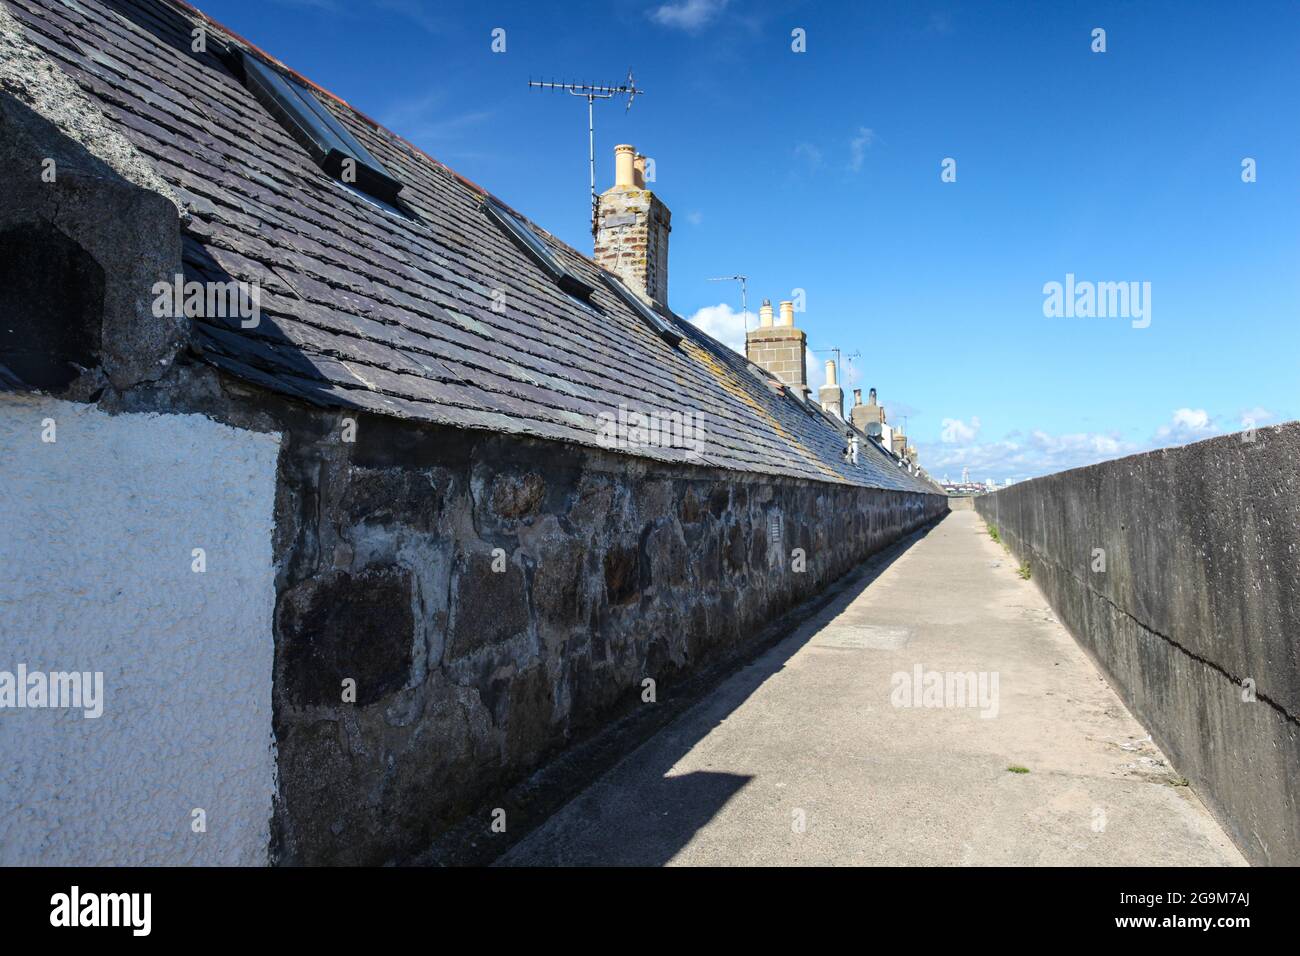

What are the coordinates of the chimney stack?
(819, 359, 843, 417)
(851, 385, 886, 434)
(746, 296, 808, 398)
(891, 426, 908, 458)
(594, 144, 672, 309)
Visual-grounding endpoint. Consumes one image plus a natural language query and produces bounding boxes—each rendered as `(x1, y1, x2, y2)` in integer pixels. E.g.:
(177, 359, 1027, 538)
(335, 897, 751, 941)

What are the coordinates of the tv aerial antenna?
(528, 69, 645, 233)
(811, 347, 862, 376)
(808, 347, 862, 418)
(707, 275, 749, 329)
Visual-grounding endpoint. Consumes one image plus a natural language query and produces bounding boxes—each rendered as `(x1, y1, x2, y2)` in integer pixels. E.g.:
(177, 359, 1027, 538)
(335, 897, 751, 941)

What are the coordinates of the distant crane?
(527, 70, 645, 233)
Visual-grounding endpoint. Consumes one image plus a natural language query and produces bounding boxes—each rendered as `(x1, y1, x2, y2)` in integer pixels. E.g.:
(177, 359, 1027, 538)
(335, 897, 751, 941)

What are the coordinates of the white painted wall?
(0, 394, 280, 865)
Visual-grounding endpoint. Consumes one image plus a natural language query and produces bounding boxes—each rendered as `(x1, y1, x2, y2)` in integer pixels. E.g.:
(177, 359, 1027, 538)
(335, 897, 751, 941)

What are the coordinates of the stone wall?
(975, 424, 1300, 865)
(253, 397, 947, 864)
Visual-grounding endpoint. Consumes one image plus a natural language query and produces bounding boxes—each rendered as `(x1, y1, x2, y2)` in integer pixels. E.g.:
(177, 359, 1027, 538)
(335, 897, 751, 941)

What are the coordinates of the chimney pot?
(759, 299, 774, 326)
(819, 359, 844, 417)
(633, 153, 647, 188)
(614, 144, 636, 188)
(778, 300, 795, 326)
(851, 386, 885, 432)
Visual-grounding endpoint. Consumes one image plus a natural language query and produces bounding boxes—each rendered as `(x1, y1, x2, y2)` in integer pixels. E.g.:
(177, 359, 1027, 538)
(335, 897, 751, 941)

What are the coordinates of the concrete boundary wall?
(976, 424, 1300, 865)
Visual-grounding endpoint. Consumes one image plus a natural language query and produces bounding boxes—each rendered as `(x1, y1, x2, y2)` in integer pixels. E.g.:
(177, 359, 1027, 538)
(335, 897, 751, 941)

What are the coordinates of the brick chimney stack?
(746, 298, 808, 398)
(594, 144, 671, 309)
(819, 359, 843, 418)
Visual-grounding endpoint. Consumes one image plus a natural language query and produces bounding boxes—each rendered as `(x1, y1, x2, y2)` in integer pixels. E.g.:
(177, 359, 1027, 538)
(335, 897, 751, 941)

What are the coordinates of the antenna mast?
(707, 275, 749, 329)
(811, 348, 862, 375)
(809, 347, 861, 419)
(528, 70, 645, 233)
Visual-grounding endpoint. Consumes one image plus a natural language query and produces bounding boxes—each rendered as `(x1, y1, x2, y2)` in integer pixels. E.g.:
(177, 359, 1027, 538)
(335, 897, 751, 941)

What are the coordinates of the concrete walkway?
(501, 511, 1246, 866)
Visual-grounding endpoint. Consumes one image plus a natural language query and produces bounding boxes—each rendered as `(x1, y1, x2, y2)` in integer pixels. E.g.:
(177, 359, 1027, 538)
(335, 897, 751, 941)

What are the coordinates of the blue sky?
(203, 0, 1299, 482)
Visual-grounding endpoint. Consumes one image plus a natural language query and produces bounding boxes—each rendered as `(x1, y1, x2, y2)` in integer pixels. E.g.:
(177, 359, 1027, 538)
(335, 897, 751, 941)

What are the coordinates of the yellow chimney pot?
(614, 144, 636, 188)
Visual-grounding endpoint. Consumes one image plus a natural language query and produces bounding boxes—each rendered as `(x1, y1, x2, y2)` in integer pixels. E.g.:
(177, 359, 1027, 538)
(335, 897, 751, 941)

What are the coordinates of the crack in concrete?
(1015, 535, 1300, 729)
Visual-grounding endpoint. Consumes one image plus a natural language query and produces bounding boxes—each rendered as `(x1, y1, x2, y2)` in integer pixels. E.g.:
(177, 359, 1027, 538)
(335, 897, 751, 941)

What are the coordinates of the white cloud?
(921, 428, 1138, 484)
(1172, 407, 1211, 431)
(1238, 406, 1273, 427)
(848, 127, 875, 172)
(649, 0, 729, 32)
(940, 416, 981, 443)
(806, 348, 825, 392)
(918, 404, 1291, 485)
(686, 302, 747, 353)
(1154, 407, 1217, 443)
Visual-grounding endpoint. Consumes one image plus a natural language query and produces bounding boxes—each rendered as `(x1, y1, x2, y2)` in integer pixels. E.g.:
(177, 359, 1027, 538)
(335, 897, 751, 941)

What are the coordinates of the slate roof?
(7, 0, 938, 494)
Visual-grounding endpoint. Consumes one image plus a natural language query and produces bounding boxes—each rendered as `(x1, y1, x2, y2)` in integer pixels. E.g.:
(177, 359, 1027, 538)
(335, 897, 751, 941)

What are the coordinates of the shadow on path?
(411, 516, 943, 866)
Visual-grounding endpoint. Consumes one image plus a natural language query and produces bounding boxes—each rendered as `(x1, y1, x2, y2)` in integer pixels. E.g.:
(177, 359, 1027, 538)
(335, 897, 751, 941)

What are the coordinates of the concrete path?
(501, 510, 1246, 866)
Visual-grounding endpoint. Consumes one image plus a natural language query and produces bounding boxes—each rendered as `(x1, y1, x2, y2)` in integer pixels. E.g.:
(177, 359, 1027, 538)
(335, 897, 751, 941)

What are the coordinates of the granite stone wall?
(261, 403, 947, 864)
(976, 424, 1300, 865)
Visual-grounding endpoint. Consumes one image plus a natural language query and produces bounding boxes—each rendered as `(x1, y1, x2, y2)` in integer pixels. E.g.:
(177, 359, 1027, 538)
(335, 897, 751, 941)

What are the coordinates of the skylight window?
(482, 198, 595, 299)
(233, 49, 403, 205)
(600, 272, 683, 347)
